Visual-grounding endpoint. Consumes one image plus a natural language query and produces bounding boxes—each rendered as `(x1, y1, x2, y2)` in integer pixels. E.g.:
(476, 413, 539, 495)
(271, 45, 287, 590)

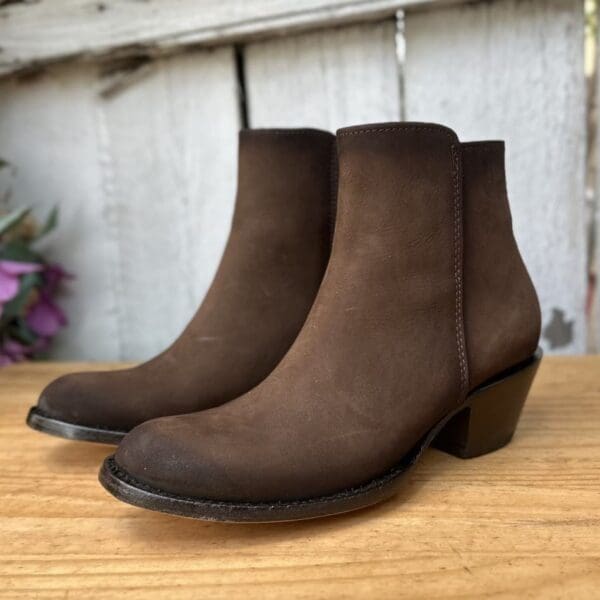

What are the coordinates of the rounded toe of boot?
(113, 414, 244, 501)
(37, 374, 92, 424)
(28, 371, 137, 443)
(105, 409, 396, 522)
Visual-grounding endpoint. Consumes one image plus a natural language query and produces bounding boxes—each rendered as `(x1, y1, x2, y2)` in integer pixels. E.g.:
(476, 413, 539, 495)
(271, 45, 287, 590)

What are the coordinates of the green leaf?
(36, 206, 59, 240)
(0, 206, 30, 237)
(1, 272, 42, 320)
(0, 241, 42, 263)
(9, 319, 38, 345)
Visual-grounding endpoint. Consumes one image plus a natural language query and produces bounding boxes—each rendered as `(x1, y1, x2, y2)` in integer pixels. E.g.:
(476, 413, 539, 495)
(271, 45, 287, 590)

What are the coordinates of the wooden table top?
(1, 358, 599, 599)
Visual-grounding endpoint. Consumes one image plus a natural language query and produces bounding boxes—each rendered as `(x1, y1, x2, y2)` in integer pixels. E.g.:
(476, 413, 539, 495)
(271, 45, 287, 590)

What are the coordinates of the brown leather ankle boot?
(100, 122, 541, 521)
(27, 128, 336, 443)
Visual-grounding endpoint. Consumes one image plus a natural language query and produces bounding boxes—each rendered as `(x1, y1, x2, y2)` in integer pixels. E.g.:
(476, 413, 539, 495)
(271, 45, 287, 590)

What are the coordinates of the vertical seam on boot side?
(329, 137, 339, 248)
(337, 125, 470, 395)
(452, 143, 469, 396)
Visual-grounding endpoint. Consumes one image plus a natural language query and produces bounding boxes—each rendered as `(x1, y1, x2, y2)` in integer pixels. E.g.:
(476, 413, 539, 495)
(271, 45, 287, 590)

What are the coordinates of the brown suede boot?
(27, 128, 336, 443)
(100, 122, 541, 521)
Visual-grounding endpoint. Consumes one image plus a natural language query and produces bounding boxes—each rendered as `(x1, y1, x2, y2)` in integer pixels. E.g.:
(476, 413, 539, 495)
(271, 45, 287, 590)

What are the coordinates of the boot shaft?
(233, 129, 336, 245)
(176, 127, 338, 402)
(219, 128, 336, 315)
(332, 123, 468, 396)
(332, 123, 540, 393)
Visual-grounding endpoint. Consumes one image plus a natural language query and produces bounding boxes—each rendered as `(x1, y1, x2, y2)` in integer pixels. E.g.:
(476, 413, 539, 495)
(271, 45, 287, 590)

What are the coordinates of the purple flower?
(43, 263, 73, 295)
(0, 260, 70, 368)
(24, 263, 71, 337)
(3, 339, 26, 359)
(26, 294, 68, 337)
(0, 260, 42, 319)
(0, 339, 27, 366)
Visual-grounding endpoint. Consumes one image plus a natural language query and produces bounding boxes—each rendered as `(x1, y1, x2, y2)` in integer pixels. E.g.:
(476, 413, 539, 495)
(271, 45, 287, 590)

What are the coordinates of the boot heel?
(433, 349, 542, 459)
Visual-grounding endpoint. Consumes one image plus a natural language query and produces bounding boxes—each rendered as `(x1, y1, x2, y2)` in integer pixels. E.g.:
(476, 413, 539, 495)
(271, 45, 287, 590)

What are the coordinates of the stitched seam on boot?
(338, 124, 470, 395)
(452, 144, 469, 395)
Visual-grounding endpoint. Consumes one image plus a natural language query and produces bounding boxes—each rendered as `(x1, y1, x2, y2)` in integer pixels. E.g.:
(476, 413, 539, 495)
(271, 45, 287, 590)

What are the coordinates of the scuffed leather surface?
(116, 123, 469, 502)
(37, 129, 335, 429)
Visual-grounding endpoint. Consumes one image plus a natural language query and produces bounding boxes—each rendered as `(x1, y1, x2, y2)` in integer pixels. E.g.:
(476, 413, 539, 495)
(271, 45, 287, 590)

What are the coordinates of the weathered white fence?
(0, 0, 591, 359)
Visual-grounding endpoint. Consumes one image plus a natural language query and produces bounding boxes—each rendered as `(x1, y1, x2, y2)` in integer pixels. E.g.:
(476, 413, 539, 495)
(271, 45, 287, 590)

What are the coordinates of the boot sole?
(99, 349, 542, 522)
(26, 407, 127, 444)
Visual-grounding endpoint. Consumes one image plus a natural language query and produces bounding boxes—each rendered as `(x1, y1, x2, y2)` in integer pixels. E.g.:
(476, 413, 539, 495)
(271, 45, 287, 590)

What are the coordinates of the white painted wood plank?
(99, 46, 239, 360)
(404, 0, 586, 353)
(592, 12, 600, 354)
(245, 21, 401, 131)
(0, 63, 121, 360)
(0, 0, 468, 77)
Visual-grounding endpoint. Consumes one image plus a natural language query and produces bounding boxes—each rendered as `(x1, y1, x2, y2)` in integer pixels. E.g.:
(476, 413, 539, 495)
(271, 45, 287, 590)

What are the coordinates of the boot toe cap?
(37, 371, 141, 431)
(113, 407, 366, 504)
(38, 374, 92, 424)
(114, 412, 272, 502)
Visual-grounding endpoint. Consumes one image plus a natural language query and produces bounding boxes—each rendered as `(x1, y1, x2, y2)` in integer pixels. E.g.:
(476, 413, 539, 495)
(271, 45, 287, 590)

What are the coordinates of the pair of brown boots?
(27, 123, 541, 522)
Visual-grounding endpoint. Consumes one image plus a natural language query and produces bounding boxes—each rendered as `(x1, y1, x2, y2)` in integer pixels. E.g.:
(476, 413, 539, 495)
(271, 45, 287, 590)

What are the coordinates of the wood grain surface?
(1, 358, 599, 598)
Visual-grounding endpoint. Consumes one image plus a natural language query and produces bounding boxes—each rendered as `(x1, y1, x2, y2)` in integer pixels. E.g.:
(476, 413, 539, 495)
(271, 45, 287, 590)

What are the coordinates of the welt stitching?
(451, 144, 469, 395)
(338, 124, 468, 393)
(105, 453, 415, 509)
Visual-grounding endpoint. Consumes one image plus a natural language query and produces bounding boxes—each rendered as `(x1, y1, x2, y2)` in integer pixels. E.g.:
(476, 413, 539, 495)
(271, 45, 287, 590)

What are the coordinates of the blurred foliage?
(0, 206, 70, 366)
